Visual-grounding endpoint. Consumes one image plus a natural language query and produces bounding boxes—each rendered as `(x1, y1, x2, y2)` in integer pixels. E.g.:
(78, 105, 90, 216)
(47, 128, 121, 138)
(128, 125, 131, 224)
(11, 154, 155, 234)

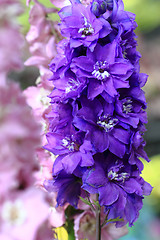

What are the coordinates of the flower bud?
(91, 0, 113, 17)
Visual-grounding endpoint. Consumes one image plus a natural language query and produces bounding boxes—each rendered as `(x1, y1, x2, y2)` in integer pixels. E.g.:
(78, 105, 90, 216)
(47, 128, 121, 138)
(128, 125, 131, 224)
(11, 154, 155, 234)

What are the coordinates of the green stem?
(96, 194, 101, 240)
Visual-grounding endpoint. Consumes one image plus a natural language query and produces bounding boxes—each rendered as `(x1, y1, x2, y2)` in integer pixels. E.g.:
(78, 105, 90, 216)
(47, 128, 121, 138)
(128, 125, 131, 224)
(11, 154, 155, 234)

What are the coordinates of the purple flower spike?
(45, 0, 152, 227)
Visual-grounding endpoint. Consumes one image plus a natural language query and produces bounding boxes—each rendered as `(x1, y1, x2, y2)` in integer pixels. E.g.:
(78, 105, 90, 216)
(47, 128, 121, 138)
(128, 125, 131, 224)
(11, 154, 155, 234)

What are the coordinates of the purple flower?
(49, 74, 87, 102)
(115, 96, 147, 128)
(59, 1, 111, 51)
(103, 0, 137, 32)
(82, 153, 152, 226)
(118, 29, 141, 70)
(73, 96, 131, 157)
(128, 130, 150, 167)
(44, 170, 81, 207)
(44, 131, 95, 174)
(46, 102, 73, 133)
(71, 41, 133, 99)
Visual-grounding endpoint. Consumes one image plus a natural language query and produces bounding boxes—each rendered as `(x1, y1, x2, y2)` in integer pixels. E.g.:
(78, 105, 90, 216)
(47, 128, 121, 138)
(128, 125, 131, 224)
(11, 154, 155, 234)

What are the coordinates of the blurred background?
(15, 0, 160, 239)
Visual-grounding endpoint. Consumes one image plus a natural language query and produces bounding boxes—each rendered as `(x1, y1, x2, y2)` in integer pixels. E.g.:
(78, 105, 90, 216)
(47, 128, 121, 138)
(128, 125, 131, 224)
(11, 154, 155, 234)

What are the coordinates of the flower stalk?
(96, 194, 101, 240)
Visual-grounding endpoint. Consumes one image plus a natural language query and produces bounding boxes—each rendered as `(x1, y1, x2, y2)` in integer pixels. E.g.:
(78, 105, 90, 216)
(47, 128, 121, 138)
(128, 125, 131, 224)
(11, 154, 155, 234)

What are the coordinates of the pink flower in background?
(0, 0, 66, 238)
(34, 222, 54, 240)
(0, 82, 41, 195)
(0, 80, 63, 238)
(0, 169, 18, 197)
(23, 85, 55, 188)
(24, 1, 67, 230)
(23, 86, 51, 123)
(0, 1, 24, 77)
(74, 210, 128, 240)
(48, 193, 66, 228)
(49, 0, 70, 8)
(25, 1, 60, 80)
(0, 188, 52, 240)
(49, 0, 91, 7)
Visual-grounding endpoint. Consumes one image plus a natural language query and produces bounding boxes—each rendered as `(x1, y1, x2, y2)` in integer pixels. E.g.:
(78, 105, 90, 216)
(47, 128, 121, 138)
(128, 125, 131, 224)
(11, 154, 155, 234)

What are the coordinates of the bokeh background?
(15, 0, 160, 239)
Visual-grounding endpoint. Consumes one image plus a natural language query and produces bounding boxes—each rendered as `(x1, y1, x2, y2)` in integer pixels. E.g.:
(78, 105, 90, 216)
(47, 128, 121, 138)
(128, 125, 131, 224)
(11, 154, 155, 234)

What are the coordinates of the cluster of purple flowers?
(44, 0, 152, 227)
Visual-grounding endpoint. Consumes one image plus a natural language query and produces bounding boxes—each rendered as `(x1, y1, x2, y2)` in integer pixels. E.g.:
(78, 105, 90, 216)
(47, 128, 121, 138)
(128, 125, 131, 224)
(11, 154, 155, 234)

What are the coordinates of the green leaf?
(93, 200, 100, 208)
(107, 217, 124, 223)
(79, 196, 93, 207)
(66, 220, 75, 240)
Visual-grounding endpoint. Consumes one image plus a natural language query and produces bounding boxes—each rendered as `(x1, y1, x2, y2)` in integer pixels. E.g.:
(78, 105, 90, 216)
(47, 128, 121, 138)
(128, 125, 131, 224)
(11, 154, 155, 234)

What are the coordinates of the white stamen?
(108, 170, 118, 179)
(108, 170, 129, 183)
(78, 16, 94, 37)
(65, 78, 80, 93)
(62, 137, 75, 152)
(123, 99, 132, 114)
(92, 61, 110, 80)
(97, 117, 118, 132)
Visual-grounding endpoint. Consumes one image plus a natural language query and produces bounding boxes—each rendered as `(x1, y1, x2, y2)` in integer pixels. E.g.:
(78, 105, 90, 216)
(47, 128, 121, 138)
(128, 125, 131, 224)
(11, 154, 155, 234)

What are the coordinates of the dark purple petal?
(87, 79, 104, 99)
(99, 184, 119, 205)
(91, 130, 109, 152)
(103, 79, 117, 97)
(108, 135, 126, 158)
(112, 128, 131, 144)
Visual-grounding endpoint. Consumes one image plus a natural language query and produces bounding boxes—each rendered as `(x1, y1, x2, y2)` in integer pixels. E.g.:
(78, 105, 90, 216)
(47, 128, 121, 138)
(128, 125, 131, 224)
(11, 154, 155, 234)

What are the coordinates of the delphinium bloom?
(0, 81, 55, 240)
(0, 0, 24, 84)
(25, 0, 67, 231)
(0, 82, 40, 195)
(0, 1, 56, 239)
(44, 0, 152, 237)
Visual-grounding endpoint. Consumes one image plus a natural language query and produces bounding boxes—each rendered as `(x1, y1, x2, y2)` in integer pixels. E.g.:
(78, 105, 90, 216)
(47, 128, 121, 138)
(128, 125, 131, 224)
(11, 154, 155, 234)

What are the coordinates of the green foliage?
(142, 155, 160, 198)
(65, 206, 76, 240)
(123, 0, 160, 33)
(66, 220, 75, 240)
(101, 215, 124, 228)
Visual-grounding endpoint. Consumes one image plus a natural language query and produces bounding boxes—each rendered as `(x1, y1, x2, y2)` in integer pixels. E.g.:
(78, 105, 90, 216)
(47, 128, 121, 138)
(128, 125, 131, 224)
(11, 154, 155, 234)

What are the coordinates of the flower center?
(2, 200, 27, 226)
(78, 16, 94, 37)
(92, 61, 110, 80)
(65, 78, 80, 94)
(97, 115, 118, 132)
(122, 98, 133, 114)
(62, 137, 79, 152)
(108, 169, 129, 182)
